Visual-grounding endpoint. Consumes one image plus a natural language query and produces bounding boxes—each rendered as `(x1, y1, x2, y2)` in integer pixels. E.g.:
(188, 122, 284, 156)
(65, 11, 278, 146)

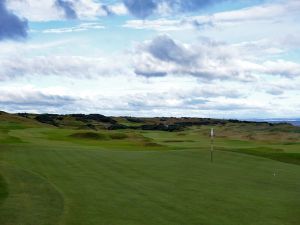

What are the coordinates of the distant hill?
(0, 111, 296, 132)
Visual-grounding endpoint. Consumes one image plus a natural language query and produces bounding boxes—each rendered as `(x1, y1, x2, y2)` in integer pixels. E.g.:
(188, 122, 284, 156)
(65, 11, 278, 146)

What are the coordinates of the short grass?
(0, 117, 300, 225)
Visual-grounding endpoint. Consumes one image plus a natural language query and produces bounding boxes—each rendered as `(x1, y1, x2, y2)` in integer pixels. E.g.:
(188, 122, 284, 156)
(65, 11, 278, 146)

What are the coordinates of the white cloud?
(7, 0, 63, 21)
(123, 19, 193, 31)
(109, 3, 128, 15)
(132, 35, 300, 81)
(124, 0, 300, 31)
(262, 60, 300, 78)
(6, 0, 109, 21)
(0, 55, 131, 81)
(42, 22, 105, 34)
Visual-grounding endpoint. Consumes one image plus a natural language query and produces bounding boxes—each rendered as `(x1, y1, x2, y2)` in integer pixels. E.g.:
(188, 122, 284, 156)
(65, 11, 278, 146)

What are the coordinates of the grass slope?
(0, 113, 300, 225)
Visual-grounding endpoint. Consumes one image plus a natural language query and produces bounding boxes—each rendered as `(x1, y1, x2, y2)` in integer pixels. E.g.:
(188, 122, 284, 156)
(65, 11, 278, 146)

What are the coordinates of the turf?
(0, 116, 300, 225)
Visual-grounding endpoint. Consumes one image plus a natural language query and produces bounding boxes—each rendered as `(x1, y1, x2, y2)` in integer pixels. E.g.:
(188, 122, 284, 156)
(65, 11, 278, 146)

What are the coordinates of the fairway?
(1, 117, 300, 225)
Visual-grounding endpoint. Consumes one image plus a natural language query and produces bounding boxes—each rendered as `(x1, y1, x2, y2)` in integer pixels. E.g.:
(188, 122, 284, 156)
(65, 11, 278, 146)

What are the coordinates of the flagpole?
(211, 128, 213, 163)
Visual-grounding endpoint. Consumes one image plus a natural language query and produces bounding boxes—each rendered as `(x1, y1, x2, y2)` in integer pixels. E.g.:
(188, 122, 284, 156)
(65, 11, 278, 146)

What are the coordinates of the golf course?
(0, 111, 300, 225)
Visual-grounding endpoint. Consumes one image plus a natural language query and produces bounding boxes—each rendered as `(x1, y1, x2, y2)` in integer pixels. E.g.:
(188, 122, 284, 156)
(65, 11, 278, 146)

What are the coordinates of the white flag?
(210, 128, 214, 137)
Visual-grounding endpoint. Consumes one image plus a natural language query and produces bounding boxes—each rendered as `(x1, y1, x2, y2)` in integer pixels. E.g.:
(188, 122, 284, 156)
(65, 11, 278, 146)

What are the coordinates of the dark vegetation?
(70, 114, 116, 124)
(35, 114, 60, 126)
(17, 112, 294, 132)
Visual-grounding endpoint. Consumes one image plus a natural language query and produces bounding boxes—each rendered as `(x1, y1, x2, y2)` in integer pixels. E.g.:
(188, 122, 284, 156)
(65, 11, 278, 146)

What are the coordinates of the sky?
(0, 0, 299, 119)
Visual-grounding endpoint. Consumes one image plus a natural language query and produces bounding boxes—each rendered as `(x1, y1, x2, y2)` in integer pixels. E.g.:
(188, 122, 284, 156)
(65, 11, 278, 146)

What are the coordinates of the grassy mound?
(70, 132, 107, 140)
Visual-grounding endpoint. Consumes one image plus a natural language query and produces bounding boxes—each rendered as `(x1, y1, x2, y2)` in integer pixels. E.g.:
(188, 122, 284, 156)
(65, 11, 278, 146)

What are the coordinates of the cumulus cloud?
(132, 35, 300, 80)
(0, 0, 28, 40)
(133, 35, 252, 81)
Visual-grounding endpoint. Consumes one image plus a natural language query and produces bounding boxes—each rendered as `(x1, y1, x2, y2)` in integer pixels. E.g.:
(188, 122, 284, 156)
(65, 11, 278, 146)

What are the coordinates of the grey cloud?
(123, 0, 225, 19)
(123, 0, 157, 19)
(0, 89, 78, 114)
(133, 35, 248, 81)
(55, 0, 77, 19)
(0, 0, 28, 40)
(101, 5, 113, 16)
(146, 35, 195, 65)
(265, 87, 284, 96)
(134, 70, 167, 77)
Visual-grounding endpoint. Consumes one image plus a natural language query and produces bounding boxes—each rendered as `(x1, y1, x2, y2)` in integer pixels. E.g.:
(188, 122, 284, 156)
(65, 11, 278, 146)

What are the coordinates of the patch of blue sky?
(29, 20, 155, 55)
(278, 51, 300, 63)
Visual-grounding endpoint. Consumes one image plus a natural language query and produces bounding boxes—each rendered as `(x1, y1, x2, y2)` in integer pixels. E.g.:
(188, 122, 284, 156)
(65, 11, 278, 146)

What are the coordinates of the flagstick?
(210, 128, 214, 163)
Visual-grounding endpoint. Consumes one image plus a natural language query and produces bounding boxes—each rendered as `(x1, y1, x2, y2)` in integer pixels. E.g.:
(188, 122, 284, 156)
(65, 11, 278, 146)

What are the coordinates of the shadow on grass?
(0, 174, 8, 206)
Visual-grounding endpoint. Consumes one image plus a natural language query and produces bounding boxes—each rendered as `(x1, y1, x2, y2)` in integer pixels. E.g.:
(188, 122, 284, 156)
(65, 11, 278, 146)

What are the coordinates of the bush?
(70, 132, 107, 140)
(35, 114, 58, 126)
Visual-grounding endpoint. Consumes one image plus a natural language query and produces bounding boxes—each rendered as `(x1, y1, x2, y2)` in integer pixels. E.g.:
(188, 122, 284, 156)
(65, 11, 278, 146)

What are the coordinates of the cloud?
(187, 0, 300, 28)
(109, 3, 128, 15)
(42, 22, 105, 33)
(124, 0, 300, 30)
(165, 0, 218, 13)
(83, 90, 263, 116)
(0, 55, 131, 81)
(132, 35, 300, 80)
(0, 87, 259, 116)
(123, 0, 157, 19)
(0, 0, 28, 40)
(1, 75, 297, 117)
(262, 60, 300, 78)
(55, 0, 77, 19)
(133, 35, 253, 81)
(122, 0, 224, 18)
(0, 86, 77, 113)
(124, 18, 187, 31)
(146, 35, 195, 65)
(6, 0, 111, 21)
